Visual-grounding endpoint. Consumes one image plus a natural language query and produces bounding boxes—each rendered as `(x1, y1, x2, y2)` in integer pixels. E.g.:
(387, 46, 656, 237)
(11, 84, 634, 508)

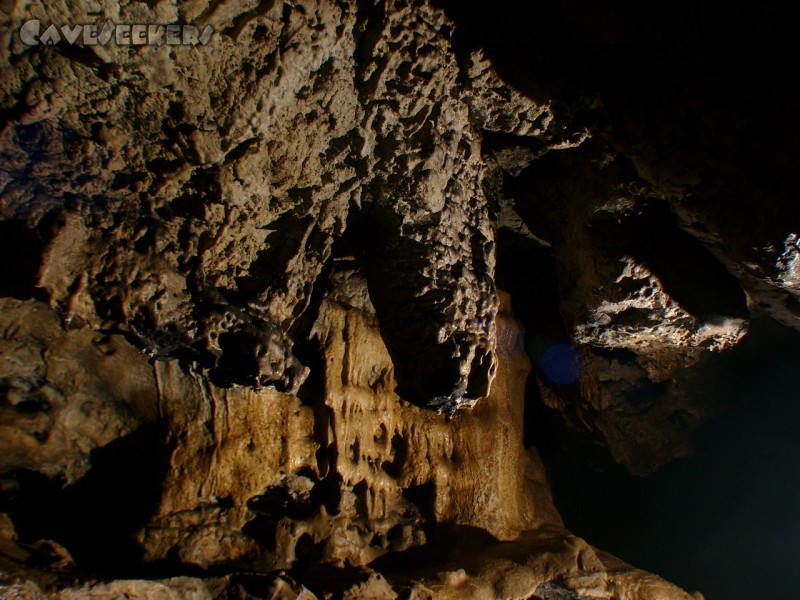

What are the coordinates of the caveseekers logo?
(19, 19, 214, 46)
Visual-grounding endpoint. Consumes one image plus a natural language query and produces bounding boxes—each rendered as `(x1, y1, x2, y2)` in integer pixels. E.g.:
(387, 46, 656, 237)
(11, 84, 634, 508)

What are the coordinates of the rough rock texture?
(0, 289, 700, 599)
(499, 140, 758, 474)
(0, 299, 154, 485)
(0, 0, 575, 409)
(1, 0, 798, 597)
(142, 283, 554, 569)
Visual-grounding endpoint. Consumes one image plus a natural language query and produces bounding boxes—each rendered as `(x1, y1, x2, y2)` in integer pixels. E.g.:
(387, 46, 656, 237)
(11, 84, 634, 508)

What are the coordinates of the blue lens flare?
(539, 342, 581, 386)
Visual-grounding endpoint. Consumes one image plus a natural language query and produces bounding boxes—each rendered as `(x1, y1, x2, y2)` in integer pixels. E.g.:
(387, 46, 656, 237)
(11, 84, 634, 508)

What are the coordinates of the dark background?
(435, 2, 800, 598)
(548, 319, 800, 600)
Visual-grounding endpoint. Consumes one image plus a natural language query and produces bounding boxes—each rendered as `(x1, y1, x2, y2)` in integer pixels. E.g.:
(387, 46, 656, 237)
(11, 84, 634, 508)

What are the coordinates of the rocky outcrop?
(440, 0, 799, 476)
(0, 0, 575, 410)
(0, 298, 155, 485)
(0, 288, 700, 598)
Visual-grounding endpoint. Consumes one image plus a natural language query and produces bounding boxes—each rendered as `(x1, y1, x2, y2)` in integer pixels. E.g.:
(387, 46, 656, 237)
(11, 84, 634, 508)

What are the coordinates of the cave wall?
(1, 0, 572, 410)
(1, 0, 798, 598)
(0, 284, 698, 599)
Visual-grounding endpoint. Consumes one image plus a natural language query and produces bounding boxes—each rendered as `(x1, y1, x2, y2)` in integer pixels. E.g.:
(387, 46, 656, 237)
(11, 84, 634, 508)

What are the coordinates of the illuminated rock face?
(0, 0, 798, 598)
(1, 0, 559, 410)
(0, 290, 699, 599)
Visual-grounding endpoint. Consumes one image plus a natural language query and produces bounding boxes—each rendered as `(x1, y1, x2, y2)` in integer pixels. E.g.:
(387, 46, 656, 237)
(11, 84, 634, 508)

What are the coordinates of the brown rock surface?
(0, 298, 156, 484)
(0, 0, 565, 408)
(0, 288, 698, 598)
(127, 284, 558, 569)
(1, 0, 796, 597)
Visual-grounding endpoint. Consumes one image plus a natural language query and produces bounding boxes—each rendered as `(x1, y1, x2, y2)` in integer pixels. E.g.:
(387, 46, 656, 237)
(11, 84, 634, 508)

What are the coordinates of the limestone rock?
(0, 283, 700, 598)
(2, 0, 795, 597)
(0, 0, 568, 409)
(0, 298, 156, 484)
(138, 279, 557, 569)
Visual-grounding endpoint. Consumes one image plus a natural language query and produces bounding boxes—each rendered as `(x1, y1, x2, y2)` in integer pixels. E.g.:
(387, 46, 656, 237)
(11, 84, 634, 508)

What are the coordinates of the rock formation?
(0, 0, 797, 598)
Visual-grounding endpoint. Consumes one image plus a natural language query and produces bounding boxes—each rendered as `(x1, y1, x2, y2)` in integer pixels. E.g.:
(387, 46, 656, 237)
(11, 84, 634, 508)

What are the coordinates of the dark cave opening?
(530, 318, 800, 600)
(494, 228, 589, 450)
(0, 220, 49, 301)
(0, 423, 173, 578)
(499, 194, 800, 599)
(345, 206, 475, 406)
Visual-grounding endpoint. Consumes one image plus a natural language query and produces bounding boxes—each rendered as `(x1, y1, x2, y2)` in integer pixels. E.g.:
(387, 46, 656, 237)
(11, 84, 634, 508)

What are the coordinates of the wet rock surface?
(0, 287, 698, 599)
(1, 0, 798, 598)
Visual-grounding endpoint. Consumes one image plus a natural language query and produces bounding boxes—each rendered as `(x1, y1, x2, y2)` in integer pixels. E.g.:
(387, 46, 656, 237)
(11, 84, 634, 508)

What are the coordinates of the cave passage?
(540, 318, 800, 600)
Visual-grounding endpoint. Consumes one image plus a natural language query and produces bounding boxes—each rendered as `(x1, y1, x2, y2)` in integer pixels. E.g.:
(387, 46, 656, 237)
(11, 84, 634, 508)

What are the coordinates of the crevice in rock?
(0, 423, 173, 577)
(346, 207, 490, 407)
(589, 200, 749, 320)
(367, 523, 500, 574)
(291, 239, 347, 406)
(400, 482, 436, 525)
(494, 228, 590, 453)
(0, 220, 48, 301)
(495, 229, 566, 342)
